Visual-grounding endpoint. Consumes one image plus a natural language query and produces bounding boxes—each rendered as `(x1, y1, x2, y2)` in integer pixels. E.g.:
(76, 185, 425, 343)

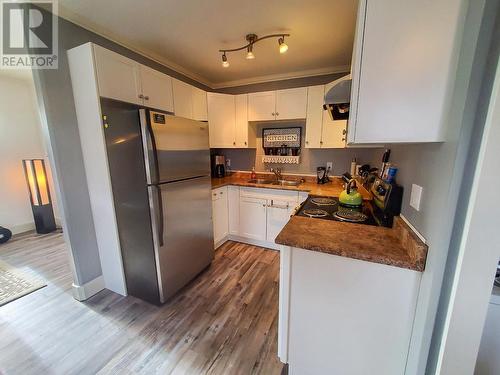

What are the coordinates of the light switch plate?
(226, 158, 231, 167)
(327, 162, 333, 173)
(410, 184, 423, 211)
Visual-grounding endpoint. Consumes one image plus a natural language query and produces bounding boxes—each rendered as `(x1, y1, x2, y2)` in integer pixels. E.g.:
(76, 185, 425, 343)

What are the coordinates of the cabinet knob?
(276, 112, 279, 116)
(305, 140, 309, 144)
(320, 140, 323, 144)
(233, 141, 236, 146)
(244, 141, 247, 145)
(342, 129, 347, 135)
(272, 112, 275, 116)
(138, 94, 144, 99)
(144, 96, 149, 101)
(342, 138, 346, 142)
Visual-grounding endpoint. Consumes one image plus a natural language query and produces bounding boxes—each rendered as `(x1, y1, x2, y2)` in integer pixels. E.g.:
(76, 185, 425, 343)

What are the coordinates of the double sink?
(247, 178, 302, 187)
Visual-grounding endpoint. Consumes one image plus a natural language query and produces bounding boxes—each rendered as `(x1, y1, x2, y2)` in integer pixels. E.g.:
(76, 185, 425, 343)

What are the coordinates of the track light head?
(246, 44, 255, 60)
(278, 37, 288, 54)
(221, 53, 229, 67)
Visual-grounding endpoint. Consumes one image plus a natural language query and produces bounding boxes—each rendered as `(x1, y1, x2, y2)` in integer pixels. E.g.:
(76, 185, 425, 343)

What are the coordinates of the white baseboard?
(9, 222, 35, 235)
(228, 235, 280, 251)
(72, 275, 105, 301)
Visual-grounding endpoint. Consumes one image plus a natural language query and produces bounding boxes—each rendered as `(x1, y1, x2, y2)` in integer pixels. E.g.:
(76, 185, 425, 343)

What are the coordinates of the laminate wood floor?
(0, 231, 284, 375)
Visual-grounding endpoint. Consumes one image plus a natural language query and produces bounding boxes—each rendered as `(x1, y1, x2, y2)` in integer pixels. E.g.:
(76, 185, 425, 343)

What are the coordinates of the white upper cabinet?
(172, 78, 208, 121)
(305, 85, 324, 148)
(139, 65, 174, 112)
(248, 88, 308, 121)
(93, 44, 174, 112)
(172, 78, 194, 119)
(348, 0, 464, 143)
(207, 93, 236, 148)
(94, 45, 142, 105)
(207, 93, 253, 148)
(192, 86, 208, 121)
(275, 88, 307, 120)
(248, 91, 276, 121)
(305, 85, 346, 149)
(235, 94, 249, 147)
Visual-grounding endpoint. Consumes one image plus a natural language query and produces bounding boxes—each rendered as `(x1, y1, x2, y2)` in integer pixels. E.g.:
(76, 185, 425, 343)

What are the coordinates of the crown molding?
(210, 65, 351, 89)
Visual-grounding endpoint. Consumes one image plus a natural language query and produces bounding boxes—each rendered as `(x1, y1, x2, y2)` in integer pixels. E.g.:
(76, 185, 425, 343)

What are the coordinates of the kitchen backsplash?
(211, 121, 385, 175)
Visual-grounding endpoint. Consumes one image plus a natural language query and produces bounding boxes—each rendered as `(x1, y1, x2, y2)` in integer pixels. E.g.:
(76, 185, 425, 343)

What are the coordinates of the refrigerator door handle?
(139, 109, 160, 185)
(153, 184, 165, 247)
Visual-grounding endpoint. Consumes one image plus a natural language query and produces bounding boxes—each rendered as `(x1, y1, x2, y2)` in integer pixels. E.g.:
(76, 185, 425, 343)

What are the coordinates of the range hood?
(323, 74, 352, 121)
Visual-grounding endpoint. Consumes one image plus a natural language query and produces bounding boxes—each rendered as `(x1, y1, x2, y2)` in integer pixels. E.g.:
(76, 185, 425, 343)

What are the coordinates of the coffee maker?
(211, 155, 226, 178)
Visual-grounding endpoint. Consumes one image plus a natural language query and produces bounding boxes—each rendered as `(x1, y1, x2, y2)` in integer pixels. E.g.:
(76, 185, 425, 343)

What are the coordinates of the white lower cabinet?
(211, 186, 300, 250)
(239, 197, 267, 241)
(279, 246, 421, 374)
(212, 187, 228, 247)
(228, 186, 240, 235)
(266, 199, 296, 243)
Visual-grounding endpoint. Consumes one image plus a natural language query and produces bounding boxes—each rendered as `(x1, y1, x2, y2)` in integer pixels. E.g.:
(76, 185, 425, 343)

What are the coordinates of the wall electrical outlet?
(410, 184, 423, 211)
(327, 162, 333, 173)
(226, 158, 231, 167)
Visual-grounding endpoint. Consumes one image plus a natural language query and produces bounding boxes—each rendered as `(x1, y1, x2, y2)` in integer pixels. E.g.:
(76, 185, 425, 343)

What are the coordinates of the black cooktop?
(295, 195, 379, 226)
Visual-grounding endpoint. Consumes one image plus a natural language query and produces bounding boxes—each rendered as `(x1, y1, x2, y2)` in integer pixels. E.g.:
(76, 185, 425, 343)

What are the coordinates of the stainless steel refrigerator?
(101, 98, 214, 305)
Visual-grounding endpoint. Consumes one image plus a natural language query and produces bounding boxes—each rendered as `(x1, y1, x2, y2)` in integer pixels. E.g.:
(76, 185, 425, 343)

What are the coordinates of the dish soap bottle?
(251, 167, 257, 179)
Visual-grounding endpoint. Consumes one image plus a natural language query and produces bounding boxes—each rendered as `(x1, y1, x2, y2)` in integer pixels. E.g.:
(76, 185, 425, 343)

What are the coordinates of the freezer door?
(140, 110, 210, 184)
(148, 176, 214, 301)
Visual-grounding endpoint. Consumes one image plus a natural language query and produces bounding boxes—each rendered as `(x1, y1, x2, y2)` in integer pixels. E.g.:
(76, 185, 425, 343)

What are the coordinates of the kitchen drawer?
(240, 187, 299, 202)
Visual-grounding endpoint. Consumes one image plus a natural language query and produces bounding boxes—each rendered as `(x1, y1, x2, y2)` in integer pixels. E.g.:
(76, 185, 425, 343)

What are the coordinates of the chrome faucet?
(270, 167, 282, 181)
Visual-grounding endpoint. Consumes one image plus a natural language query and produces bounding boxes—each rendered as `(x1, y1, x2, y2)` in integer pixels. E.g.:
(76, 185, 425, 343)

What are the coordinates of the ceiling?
(58, 0, 358, 88)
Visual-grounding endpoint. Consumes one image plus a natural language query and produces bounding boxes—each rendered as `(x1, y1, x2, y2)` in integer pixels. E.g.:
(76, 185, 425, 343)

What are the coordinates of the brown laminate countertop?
(275, 216, 428, 271)
(211, 172, 371, 200)
(212, 171, 427, 272)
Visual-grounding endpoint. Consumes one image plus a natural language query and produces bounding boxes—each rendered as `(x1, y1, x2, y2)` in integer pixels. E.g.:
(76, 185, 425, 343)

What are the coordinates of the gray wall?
(32, 9, 211, 285)
(213, 121, 384, 175)
(215, 72, 348, 94)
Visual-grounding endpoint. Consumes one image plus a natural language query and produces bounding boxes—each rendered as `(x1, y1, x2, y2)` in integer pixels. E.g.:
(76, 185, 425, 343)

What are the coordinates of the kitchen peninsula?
(211, 170, 428, 375)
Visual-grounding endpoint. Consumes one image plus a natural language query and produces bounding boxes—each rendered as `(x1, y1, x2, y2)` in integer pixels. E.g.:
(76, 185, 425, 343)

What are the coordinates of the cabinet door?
(207, 93, 236, 148)
(349, 0, 462, 143)
(305, 85, 324, 148)
(192, 86, 208, 121)
(276, 88, 308, 120)
(266, 199, 295, 243)
(139, 65, 174, 112)
(94, 45, 141, 105)
(228, 186, 240, 235)
(235, 94, 249, 147)
(239, 197, 267, 241)
(212, 188, 228, 246)
(248, 91, 276, 121)
(172, 78, 193, 119)
(321, 80, 346, 148)
(322, 119, 347, 149)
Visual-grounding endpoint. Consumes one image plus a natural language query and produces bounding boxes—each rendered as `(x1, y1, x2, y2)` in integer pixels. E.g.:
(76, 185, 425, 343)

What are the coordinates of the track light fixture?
(219, 33, 290, 68)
